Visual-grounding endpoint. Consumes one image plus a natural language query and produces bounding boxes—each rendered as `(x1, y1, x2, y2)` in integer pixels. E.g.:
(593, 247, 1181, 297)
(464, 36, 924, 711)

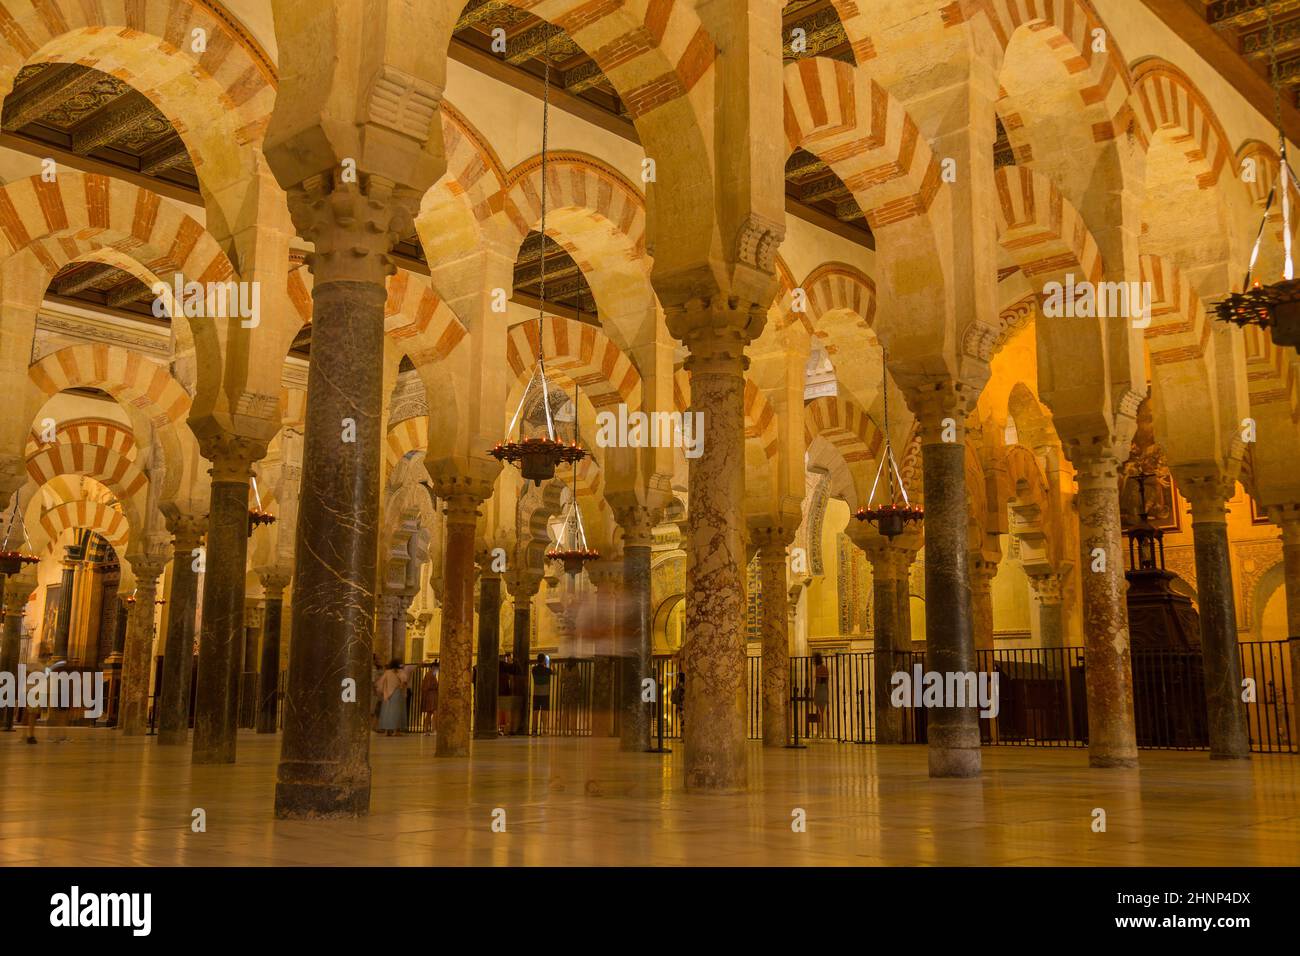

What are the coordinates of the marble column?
(474, 562, 502, 740)
(506, 574, 540, 735)
(392, 596, 412, 664)
(896, 571, 913, 652)
(616, 506, 657, 752)
(192, 439, 261, 765)
(1029, 572, 1065, 649)
(1, 575, 28, 732)
(1271, 506, 1300, 745)
(118, 561, 164, 736)
(158, 516, 206, 745)
(969, 557, 998, 653)
(374, 594, 398, 664)
(51, 548, 78, 659)
(276, 285, 387, 815)
(586, 560, 622, 738)
(917, 405, 981, 777)
(1073, 453, 1138, 768)
(434, 493, 482, 757)
(257, 572, 289, 734)
(239, 603, 262, 729)
(1183, 478, 1250, 759)
(665, 302, 760, 791)
(864, 541, 905, 744)
(753, 529, 793, 747)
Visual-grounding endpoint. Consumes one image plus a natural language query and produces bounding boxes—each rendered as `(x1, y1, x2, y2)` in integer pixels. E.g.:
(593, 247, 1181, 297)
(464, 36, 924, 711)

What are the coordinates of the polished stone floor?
(1, 728, 1297, 866)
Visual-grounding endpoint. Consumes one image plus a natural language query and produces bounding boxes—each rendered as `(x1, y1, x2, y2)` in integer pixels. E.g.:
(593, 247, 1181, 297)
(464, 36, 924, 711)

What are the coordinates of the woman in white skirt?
(375, 660, 408, 736)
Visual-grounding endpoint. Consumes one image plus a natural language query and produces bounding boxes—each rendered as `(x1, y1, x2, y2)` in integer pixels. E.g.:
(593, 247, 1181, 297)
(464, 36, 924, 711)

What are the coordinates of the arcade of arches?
(1, 0, 1299, 866)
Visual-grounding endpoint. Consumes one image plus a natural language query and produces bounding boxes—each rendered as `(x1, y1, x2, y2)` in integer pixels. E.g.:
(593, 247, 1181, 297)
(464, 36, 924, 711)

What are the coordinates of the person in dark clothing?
(497, 653, 519, 734)
(530, 653, 552, 735)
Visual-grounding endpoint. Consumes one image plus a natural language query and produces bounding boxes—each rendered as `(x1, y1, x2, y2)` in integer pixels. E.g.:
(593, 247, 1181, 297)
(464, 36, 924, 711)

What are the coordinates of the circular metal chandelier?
(0, 496, 38, 576)
(1213, 0, 1300, 349)
(854, 347, 922, 539)
(491, 32, 588, 485)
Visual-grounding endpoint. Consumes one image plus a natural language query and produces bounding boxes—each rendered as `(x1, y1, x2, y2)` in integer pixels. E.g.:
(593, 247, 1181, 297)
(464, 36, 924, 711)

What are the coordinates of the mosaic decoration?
(747, 554, 761, 643)
(835, 533, 870, 636)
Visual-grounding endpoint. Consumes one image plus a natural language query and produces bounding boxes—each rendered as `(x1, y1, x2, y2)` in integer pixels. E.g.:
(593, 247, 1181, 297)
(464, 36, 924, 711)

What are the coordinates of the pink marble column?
(118, 559, 164, 736)
(435, 493, 482, 756)
(1073, 453, 1138, 768)
(665, 301, 762, 791)
(752, 529, 793, 747)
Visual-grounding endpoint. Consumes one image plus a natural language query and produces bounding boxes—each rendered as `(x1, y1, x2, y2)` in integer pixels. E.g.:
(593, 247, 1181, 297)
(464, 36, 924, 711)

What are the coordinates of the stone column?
(158, 515, 206, 745)
(751, 528, 793, 747)
(474, 559, 502, 740)
(506, 573, 541, 735)
(118, 559, 164, 736)
(864, 540, 906, 744)
(274, 177, 419, 818)
(665, 299, 763, 791)
(392, 595, 412, 664)
(912, 396, 981, 777)
(1029, 572, 1065, 649)
(256, 571, 289, 734)
(586, 560, 622, 738)
(1, 574, 30, 732)
(1182, 476, 1250, 759)
(1271, 506, 1300, 744)
(615, 506, 657, 752)
(1073, 452, 1138, 768)
(192, 438, 263, 764)
(51, 548, 78, 659)
(374, 594, 398, 663)
(969, 556, 999, 653)
(434, 493, 483, 756)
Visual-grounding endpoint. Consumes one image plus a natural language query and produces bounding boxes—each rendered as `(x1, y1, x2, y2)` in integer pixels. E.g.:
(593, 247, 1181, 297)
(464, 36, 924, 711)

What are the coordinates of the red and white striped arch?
(29, 343, 190, 429)
(506, 317, 642, 412)
(36, 498, 130, 556)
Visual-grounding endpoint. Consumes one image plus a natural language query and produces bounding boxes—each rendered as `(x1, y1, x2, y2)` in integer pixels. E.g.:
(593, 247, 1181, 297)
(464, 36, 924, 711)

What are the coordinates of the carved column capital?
(750, 525, 796, 565)
(199, 433, 269, 484)
(902, 379, 978, 443)
(1177, 470, 1237, 524)
(505, 570, 543, 601)
(166, 513, 208, 552)
(613, 503, 661, 549)
(1267, 502, 1300, 543)
(1028, 571, 1064, 606)
(664, 295, 767, 369)
(287, 173, 423, 287)
(259, 569, 292, 600)
(969, 556, 999, 594)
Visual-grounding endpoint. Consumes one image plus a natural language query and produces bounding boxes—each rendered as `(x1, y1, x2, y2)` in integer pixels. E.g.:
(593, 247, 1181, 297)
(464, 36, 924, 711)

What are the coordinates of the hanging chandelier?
(545, 382, 599, 575)
(491, 32, 588, 485)
(247, 475, 276, 537)
(854, 347, 923, 539)
(1213, 0, 1300, 349)
(0, 496, 37, 576)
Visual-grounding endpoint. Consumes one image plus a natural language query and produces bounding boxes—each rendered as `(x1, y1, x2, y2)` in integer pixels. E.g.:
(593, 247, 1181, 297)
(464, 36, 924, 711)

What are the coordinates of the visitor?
(419, 663, 439, 735)
(811, 652, 830, 736)
(671, 668, 685, 733)
(530, 653, 552, 735)
(374, 660, 408, 737)
(497, 653, 517, 735)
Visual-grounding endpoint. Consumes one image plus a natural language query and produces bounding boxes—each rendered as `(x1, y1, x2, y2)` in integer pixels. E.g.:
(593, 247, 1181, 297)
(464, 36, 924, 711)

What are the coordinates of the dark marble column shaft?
(969, 558, 997, 652)
(866, 546, 904, 745)
(920, 436, 981, 777)
(158, 519, 205, 745)
(256, 576, 288, 734)
(1, 576, 23, 732)
(276, 281, 385, 817)
(52, 553, 77, 659)
(510, 588, 533, 736)
(474, 571, 502, 740)
(436, 495, 481, 756)
(620, 533, 654, 751)
(1276, 512, 1300, 748)
(1074, 454, 1138, 768)
(1187, 491, 1250, 759)
(192, 457, 255, 765)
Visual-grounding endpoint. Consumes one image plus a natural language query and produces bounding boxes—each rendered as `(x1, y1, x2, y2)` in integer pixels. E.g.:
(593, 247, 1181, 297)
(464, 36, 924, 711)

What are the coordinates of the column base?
(928, 746, 981, 778)
(1088, 753, 1139, 769)
(157, 730, 187, 746)
(192, 742, 236, 765)
(274, 763, 371, 819)
(1209, 751, 1251, 761)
